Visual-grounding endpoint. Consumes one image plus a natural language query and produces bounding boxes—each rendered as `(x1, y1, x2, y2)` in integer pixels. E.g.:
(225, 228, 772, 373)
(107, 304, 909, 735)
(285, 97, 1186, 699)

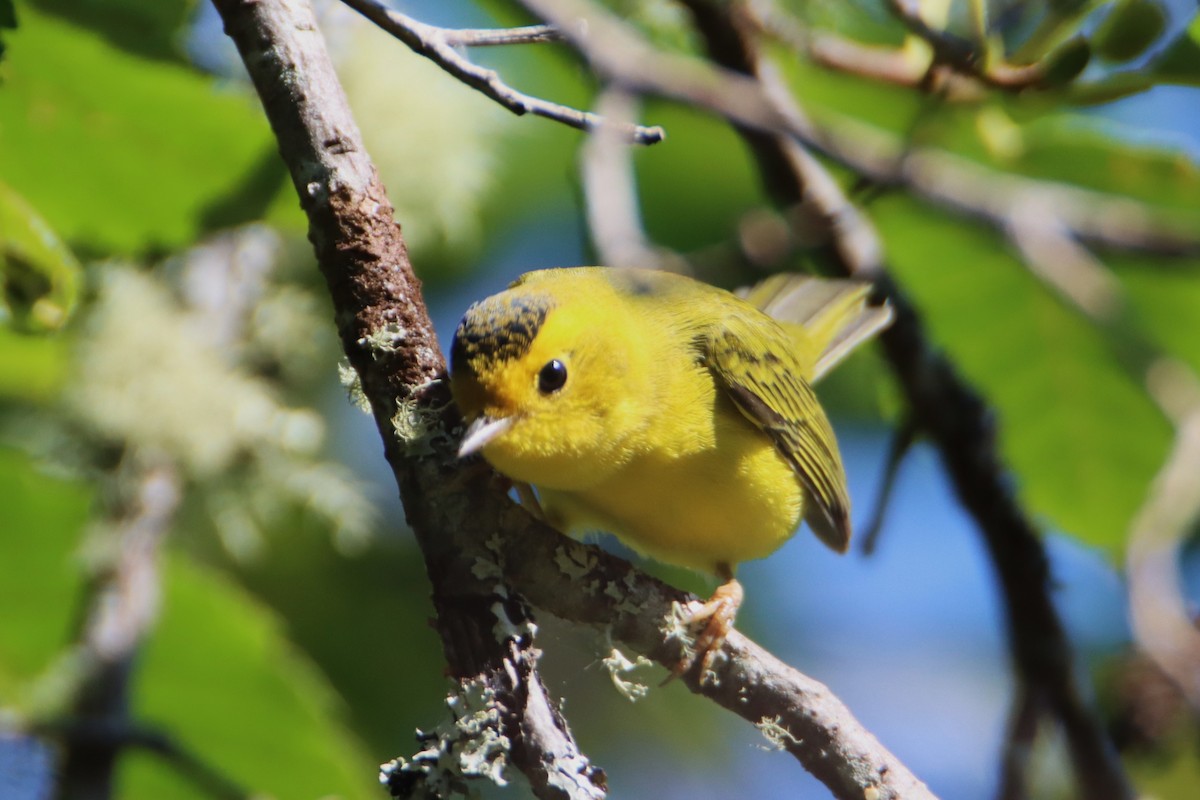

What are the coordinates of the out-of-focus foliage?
(0, 448, 89, 705)
(0, 0, 15, 61)
(0, 4, 292, 259)
(125, 555, 380, 799)
(0, 182, 80, 333)
(2, 0, 1200, 798)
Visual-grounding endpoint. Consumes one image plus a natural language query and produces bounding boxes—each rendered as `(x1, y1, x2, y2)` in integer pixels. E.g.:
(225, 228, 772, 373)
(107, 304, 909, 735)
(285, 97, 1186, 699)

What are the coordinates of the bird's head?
(449, 277, 652, 490)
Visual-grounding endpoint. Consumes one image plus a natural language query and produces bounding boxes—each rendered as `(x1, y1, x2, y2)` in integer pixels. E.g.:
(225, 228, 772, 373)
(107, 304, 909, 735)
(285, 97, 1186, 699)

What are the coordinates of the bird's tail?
(738, 273, 893, 383)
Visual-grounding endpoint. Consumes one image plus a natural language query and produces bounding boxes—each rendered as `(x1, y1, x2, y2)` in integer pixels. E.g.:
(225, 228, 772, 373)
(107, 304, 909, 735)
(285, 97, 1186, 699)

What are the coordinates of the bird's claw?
(670, 577, 744, 683)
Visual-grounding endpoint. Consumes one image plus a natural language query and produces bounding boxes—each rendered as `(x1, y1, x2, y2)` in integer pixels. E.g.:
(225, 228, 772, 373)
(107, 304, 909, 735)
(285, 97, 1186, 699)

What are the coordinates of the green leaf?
(1091, 0, 1167, 63)
(0, 181, 81, 332)
(0, 0, 15, 61)
(0, 327, 68, 402)
(0, 447, 90, 706)
(1041, 36, 1092, 86)
(0, 448, 378, 797)
(1153, 13, 1200, 85)
(0, 6, 295, 259)
(218, 519, 445, 758)
(873, 195, 1172, 555)
(1111, 257, 1200, 377)
(30, 0, 196, 64)
(123, 556, 380, 799)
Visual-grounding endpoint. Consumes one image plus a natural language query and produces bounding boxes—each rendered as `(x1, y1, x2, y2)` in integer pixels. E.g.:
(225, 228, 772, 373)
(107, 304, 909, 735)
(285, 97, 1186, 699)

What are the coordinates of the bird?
(449, 267, 891, 676)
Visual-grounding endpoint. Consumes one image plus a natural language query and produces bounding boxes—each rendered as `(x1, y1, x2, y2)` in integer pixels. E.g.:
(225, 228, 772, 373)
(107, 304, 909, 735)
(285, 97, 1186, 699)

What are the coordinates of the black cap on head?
(450, 294, 556, 376)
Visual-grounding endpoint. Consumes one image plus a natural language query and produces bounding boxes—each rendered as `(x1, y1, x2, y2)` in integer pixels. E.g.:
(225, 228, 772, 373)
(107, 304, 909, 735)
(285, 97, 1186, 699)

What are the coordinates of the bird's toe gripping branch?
(674, 574, 744, 682)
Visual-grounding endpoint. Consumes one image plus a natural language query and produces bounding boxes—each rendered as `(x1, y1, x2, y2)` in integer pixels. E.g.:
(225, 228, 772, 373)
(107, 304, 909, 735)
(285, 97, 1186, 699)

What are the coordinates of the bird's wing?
(700, 322, 852, 552)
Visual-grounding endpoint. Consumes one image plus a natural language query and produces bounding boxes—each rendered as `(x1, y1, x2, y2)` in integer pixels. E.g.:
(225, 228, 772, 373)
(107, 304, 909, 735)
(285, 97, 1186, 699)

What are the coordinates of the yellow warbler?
(449, 267, 890, 671)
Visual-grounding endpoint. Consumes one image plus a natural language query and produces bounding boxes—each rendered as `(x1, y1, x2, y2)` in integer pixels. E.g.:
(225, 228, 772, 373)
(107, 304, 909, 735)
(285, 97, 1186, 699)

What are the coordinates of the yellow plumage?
(449, 267, 890, 578)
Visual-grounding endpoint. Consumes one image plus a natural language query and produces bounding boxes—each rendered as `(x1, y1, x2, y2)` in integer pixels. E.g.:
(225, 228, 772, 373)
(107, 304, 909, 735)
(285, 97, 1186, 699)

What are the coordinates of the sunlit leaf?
(123, 556, 379, 799)
(0, 327, 68, 402)
(0, 6, 294, 258)
(1091, 0, 1167, 63)
(1152, 12, 1200, 85)
(0, 181, 80, 332)
(873, 195, 1172, 555)
(0, 448, 90, 707)
(0, 0, 15, 61)
(30, 0, 195, 64)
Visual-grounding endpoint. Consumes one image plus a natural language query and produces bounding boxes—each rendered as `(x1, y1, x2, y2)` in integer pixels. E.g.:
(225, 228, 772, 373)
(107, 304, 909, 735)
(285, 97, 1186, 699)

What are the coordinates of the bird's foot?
(672, 577, 743, 683)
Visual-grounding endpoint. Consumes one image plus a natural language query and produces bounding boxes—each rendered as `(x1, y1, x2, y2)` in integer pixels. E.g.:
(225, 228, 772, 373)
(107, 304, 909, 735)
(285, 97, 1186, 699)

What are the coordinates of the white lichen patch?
(662, 600, 700, 649)
(391, 394, 438, 455)
(337, 359, 372, 414)
(380, 678, 512, 795)
(358, 321, 408, 356)
(601, 648, 654, 703)
(470, 556, 503, 582)
(756, 715, 801, 752)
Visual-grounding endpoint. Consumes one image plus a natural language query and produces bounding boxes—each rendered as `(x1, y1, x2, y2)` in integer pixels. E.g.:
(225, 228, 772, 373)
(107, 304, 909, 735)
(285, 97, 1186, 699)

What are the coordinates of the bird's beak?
(458, 414, 515, 459)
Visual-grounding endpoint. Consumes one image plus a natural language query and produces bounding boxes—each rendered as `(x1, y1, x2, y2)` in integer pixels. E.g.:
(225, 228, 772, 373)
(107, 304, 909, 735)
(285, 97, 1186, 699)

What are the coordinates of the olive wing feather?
(700, 325, 852, 552)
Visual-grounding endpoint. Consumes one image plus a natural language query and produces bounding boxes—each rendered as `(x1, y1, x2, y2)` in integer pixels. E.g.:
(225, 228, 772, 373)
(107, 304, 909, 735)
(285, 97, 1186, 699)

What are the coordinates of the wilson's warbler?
(449, 267, 890, 673)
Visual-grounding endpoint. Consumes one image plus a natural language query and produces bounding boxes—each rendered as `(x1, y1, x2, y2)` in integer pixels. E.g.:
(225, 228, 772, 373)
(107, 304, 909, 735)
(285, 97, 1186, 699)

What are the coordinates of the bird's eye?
(538, 359, 568, 394)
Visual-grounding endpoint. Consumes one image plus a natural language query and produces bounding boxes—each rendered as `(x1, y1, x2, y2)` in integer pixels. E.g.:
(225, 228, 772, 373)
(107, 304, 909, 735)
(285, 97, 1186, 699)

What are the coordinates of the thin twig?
(337, 0, 664, 144)
(56, 463, 181, 800)
(1127, 408, 1200, 708)
(41, 719, 250, 800)
(859, 416, 917, 556)
(995, 687, 1039, 800)
(442, 24, 562, 48)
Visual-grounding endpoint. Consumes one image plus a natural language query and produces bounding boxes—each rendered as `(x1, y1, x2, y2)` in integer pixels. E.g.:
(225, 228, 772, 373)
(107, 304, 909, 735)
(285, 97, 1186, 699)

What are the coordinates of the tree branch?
(211, 0, 932, 797)
(55, 463, 181, 800)
(336, 0, 663, 145)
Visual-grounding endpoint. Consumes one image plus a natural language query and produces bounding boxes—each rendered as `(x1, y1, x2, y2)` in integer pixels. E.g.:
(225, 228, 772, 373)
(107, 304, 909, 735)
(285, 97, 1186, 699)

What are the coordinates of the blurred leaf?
(873, 195, 1171, 554)
(207, 519, 444, 759)
(0, 447, 90, 707)
(1153, 12, 1200, 85)
(123, 555, 379, 799)
(0, 6, 294, 259)
(0, 0, 14, 61)
(1041, 36, 1092, 86)
(0, 181, 80, 332)
(1011, 122, 1200, 213)
(30, 0, 195, 64)
(0, 327, 68, 402)
(1091, 0, 1167, 63)
(1126, 726, 1200, 799)
(1111, 258, 1200, 376)
(637, 102, 763, 254)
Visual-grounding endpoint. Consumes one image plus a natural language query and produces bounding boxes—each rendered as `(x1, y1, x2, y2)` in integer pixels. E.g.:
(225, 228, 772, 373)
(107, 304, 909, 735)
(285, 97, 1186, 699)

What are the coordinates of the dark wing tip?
(805, 497, 851, 553)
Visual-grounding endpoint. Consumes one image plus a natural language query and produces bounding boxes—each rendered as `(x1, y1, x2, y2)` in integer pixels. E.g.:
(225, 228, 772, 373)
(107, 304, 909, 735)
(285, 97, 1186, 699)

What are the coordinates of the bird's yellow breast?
(538, 363, 805, 575)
